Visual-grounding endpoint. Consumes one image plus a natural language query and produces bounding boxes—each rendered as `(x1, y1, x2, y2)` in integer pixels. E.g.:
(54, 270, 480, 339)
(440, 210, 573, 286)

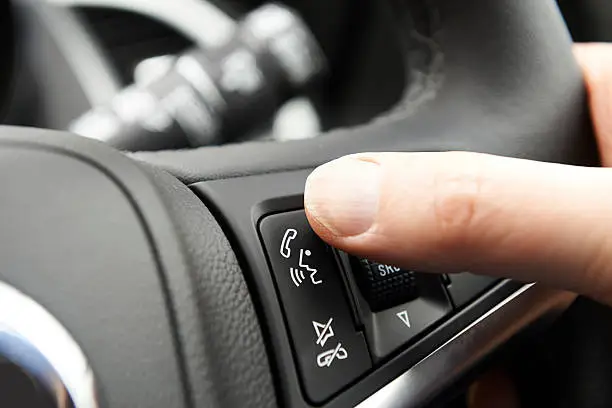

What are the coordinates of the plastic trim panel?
(192, 169, 575, 407)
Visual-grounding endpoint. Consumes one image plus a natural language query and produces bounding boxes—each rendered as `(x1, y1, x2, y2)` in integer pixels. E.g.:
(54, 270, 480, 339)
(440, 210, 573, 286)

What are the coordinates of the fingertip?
(304, 156, 381, 238)
(573, 43, 612, 166)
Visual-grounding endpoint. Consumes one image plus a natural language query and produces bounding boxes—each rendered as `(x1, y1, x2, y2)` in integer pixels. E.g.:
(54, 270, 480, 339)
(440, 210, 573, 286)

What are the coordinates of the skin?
(303, 43, 612, 407)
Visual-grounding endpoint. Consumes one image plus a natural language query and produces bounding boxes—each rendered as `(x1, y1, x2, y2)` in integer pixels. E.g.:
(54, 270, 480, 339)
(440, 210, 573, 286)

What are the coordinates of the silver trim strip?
(357, 283, 576, 408)
(0, 281, 98, 408)
(47, 0, 237, 49)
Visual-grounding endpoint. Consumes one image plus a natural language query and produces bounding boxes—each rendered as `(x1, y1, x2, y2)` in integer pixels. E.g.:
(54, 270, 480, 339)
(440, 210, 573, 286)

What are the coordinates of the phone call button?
(259, 210, 372, 403)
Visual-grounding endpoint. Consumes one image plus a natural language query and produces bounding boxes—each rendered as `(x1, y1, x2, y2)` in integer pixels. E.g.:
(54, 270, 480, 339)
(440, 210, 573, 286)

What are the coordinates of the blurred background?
(0, 0, 408, 150)
(0, 0, 607, 152)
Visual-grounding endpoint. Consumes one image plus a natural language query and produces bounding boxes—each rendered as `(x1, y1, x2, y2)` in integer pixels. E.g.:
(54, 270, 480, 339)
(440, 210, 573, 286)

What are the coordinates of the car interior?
(1, 0, 612, 407)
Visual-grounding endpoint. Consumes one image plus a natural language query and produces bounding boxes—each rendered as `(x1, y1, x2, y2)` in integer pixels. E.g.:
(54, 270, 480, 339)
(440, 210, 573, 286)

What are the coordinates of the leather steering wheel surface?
(0, 1, 599, 408)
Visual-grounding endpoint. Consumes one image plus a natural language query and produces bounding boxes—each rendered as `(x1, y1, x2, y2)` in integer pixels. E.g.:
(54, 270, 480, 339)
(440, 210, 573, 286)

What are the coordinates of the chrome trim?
(357, 283, 576, 408)
(47, 0, 237, 49)
(0, 281, 98, 408)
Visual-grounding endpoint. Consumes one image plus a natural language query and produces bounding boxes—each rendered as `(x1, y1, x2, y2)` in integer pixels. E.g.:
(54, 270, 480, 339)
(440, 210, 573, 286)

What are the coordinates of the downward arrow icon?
(396, 310, 411, 327)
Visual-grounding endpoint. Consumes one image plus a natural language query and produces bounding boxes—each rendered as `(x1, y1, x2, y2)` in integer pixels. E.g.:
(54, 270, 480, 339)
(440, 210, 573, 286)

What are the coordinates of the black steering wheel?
(0, 1, 600, 408)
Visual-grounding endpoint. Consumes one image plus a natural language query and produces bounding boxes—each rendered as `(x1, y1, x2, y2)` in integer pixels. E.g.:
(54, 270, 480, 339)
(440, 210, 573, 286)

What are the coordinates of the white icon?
(317, 343, 348, 368)
(299, 249, 322, 285)
(313, 318, 334, 347)
(288, 249, 322, 287)
(280, 229, 297, 259)
(376, 264, 402, 277)
(220, 49, 264, 95)
(396, 310, 411, 328)
(290, 267, 305, 287)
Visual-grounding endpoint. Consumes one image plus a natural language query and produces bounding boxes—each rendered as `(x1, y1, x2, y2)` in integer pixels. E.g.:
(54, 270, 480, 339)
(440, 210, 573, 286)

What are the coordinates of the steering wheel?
(0, 1, 599, 407)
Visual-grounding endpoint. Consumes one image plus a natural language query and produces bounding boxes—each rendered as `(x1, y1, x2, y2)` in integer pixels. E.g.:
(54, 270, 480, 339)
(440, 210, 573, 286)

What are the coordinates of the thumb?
(304, 152, 612, 304)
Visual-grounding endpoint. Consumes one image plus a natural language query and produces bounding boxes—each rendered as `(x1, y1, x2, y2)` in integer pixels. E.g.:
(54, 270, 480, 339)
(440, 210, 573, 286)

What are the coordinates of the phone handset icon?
(280, 229, 298, 259)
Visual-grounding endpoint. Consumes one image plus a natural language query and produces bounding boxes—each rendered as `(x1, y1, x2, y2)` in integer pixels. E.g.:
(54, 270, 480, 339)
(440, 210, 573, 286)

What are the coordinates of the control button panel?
(445, 273, 499, 308)
(360, 273, 453, 360)
(354, 259, 418, 311)
(259, 211, 372, 403)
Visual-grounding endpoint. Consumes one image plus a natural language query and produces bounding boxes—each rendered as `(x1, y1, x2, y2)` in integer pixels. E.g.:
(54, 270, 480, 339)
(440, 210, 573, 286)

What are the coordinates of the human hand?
(305, 43, 612, 306)
(304, 43, 612, 408)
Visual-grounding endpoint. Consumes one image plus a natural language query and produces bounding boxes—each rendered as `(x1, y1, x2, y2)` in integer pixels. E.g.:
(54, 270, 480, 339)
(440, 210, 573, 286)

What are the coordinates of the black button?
(259, 210, 372, 402)
(354, 259, 418, 312)
(446, 273, 499, 307)
(363, 274, 452, 360)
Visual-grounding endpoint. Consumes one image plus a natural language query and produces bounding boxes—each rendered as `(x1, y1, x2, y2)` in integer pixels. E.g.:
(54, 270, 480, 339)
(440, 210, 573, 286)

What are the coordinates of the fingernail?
(305, 157, 381, 237)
